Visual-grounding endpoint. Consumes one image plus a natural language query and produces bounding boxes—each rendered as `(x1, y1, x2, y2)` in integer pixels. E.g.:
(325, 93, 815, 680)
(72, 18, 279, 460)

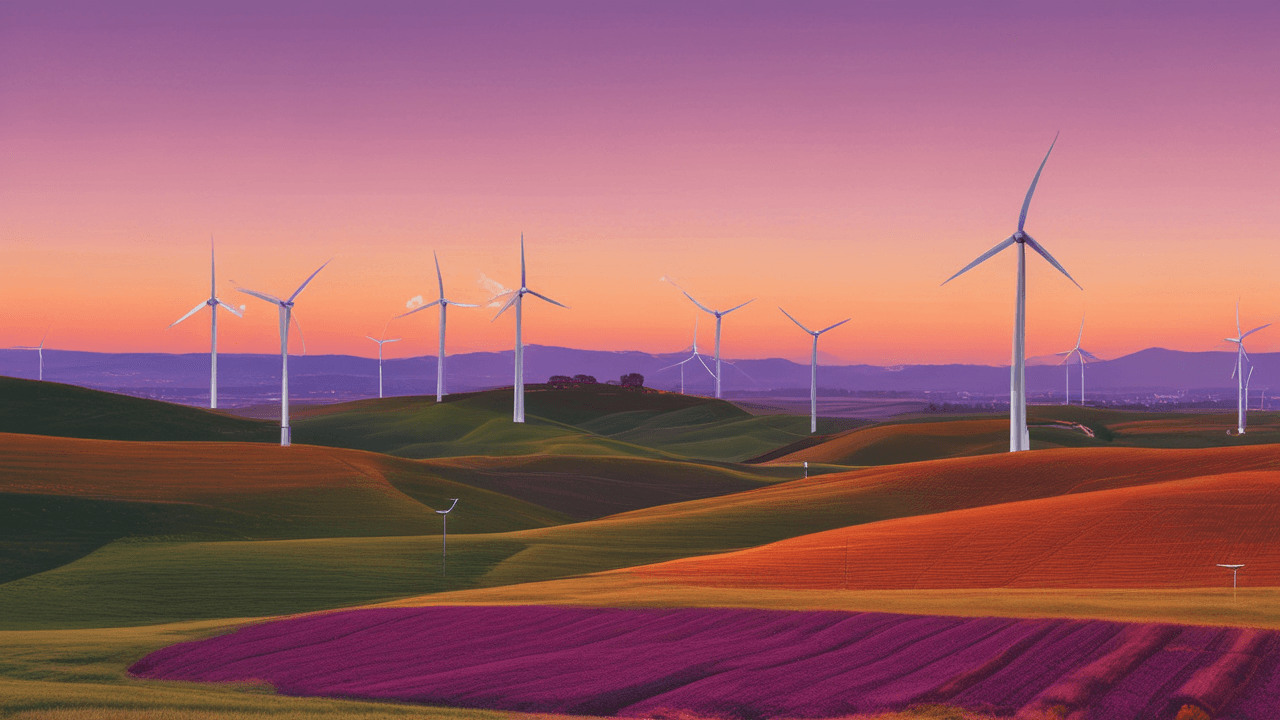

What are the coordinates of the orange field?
(632, 468, 1280, 590)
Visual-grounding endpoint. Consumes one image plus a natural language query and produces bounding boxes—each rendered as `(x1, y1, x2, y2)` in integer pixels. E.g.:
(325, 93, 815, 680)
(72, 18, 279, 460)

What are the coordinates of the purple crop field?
(129, 606, 1280, 719)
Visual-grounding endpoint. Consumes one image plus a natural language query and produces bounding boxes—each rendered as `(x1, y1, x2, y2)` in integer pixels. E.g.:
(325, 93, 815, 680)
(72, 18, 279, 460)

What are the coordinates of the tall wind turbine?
(492, 235, 568, 423)
(662, 277, 753, 398)
(238, 259, 331, 446)
(1226, 301, 1269, 435)
(167, 239, 245, 408)
(1054, 313, 1100, 405)
(780, 308, 850, 434)
(942, 134, 1082, 452)
(365, 325, 401, 399)
(395, 251, 477, 402)
(659, 317, 716, 394)
(436, 498, 458, 576)
(11, 327, 50, 381)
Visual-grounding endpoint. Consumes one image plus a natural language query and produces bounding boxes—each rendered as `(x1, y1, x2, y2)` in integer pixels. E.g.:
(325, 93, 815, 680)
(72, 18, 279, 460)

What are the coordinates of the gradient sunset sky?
(2, 1, 1277, 365)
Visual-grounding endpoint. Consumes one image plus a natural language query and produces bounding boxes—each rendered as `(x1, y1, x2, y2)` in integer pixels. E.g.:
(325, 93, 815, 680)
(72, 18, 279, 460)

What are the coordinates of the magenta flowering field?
(130, 606, 1280, 719)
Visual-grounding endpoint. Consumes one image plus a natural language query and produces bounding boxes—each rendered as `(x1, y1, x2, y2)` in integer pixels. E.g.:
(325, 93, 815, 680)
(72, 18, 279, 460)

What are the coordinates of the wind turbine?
(1217, 563, 1244, 601)
(167, 239, 245, 408)
(238, 259, 331, 446)
(436, 498, 458, 576)
(658, 317, 716, 394)
(1226, 301, 1269, 435)
(780, 308, 850, 433)
(365, 324, 401, 399)
(1054, 313, 1100, 405)
(662, 277, 753, 398)
(395, 251, 477, 402)
(11, 327, 50, 381)
(492, 235, 568, 423)
(942, 134, 1082, 452)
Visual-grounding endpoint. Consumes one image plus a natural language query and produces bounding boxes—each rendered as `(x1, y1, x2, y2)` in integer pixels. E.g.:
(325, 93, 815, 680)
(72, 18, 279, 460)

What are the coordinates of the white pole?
(437, 302, 447, 402)
(378, 342, 384, 399)
(810, 334, 818, 434)
(211, 302, 218, 409)
(1010, 241, 1028, 451)
(38, 347, 43, 381)
(280, 305, 291, 447)
(1238, 349, 1246, 434)
(714, 314, 723, 399)
(514, 294, 524, 422)
(1064, 362, 1069, 406)
(1080, 357, 1085, 404)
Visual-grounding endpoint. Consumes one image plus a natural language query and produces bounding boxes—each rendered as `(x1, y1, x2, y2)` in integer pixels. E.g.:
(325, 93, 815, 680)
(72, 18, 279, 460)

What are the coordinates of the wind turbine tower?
(437, 498, 458, 576)
(493, 235, 568, 423)
(1055, 313, 1099, 405)
(11, 328, 50, 381)
(167, 239, 245, 408)
(663, 277, 753, 398)
(943, 134, 1082, 452)
(1217, 563, 1244, 600)
(1225, 302, 1269, 435)
(238, 259, 331, 446)
(659, 317, 716, 394)
(365, 328, 401, 399)
(779, 308, 850, 433)
(396, 252, 477, 402)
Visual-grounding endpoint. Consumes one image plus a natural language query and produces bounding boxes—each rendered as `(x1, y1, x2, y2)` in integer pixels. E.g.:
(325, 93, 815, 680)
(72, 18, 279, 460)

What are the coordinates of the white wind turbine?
(395, 251, 478, 402)
(780, 308, 850, 434)
(11, 327, 51, 381)
(365, 324, 401, 400)
(238, 259, 331, 446)
(167, 239, 245, 408)
(1054, 313, 1100, 405)
(659, 317, 717, 394)
(662, 277, 753, 399)
(1226, 301, 1269, 435)
(492, 235, 568, 423)
(943, 134, 1082, 452)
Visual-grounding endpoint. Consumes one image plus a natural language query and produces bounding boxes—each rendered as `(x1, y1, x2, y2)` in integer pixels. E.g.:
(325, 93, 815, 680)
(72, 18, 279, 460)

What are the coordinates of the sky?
(2, 1, 1278, 366)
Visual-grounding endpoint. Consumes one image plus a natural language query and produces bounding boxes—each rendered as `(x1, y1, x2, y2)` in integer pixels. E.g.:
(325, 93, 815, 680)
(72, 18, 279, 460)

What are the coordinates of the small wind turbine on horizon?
(779, 308, 850, 434)
(11, 327, 51, 381)
(492, 234, 568, 423)
(365, 323, 401, 400)
(237, 259, 331, 446)
(662, 276, 753, 399)
(1054, 313, 1100, 405)
(658, 317, 717, 394)
(943, 134, 1082, 452)
(396, 251, 478, 402)
(1226, 301, 1269, 435)
(1217, 563, 1244, 601)
(167, 239, 245, 409)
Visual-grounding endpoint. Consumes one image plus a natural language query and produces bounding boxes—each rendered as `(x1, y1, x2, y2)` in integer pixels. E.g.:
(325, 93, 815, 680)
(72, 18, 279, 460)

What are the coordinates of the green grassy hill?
(0, 376, 277, 442)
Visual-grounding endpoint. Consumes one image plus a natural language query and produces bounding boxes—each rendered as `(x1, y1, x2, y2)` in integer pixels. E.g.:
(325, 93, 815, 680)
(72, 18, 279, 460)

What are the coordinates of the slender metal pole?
(280, 305, 291, 447)
(442, 512, 447, 577)
(714, 315, 723, 398)
(1010, 242, 1028, 451)
(514, 293, 524, 422)
(211, 303, 218, 409)
(437, 302, 447, 402)
(378, 342, 384, 398)
(810, 334, 818, 434)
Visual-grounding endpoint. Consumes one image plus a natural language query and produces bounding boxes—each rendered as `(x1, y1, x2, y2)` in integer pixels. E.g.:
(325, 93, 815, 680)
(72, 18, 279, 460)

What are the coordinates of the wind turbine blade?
(40, 327, 50, 347)
(287, 258, 332, 303)
(447, 301, 480, 308)
(1076, 313, 1085, 348)
(527, 289, 568, 308)
(167, 301, 208, 329)
(292, 313, 307, 356)
(941, 236, 1016, 286)
(1237, 300, 1241, 339)
(1018, 132, 1058, 232)
(1242, 323, 1271, 340)
(723, 359, 756, 383)
(216, 300, 244, 317)
(210, 236, 217, 297)
(383, 338, 401, 343)
(434, 250, 445, 300)
(520, 233, 526, 288)
(394, 299, 441, 319)
(1241, 345, 1250, 363)
(817, 318, 851, 335)
(238, 288, 284, 305)
(696, 354, 716, 379)
(779, 307, 813, 334)
(491, 291, 519, 321)
(1080, 349, 1102, 362)
(679, 289, 715, 315)
(1023, 235, 1082, 290)
(658, 359, 692, 372)
(722, 299, 754, 315)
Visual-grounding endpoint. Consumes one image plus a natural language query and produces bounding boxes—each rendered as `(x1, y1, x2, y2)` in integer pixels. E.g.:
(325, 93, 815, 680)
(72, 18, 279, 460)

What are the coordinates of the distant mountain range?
(0, 346, 1264, 407)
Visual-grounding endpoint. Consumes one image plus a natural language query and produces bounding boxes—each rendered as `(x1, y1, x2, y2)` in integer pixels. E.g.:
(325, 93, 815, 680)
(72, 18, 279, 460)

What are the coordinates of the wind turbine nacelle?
(1013, 231, 1027, 242)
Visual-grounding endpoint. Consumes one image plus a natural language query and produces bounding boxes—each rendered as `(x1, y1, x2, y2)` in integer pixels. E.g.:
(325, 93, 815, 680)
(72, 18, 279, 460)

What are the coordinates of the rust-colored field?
(632, 469, 1280, 590)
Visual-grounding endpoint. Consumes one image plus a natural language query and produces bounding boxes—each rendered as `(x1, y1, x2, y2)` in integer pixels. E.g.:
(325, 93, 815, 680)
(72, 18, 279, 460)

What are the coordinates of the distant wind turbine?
(1054, 313, 1100, 405)
(942, 134, 1082, 452)
(437, 498, 458, 576)
(1217, 563, 1244, 601)
(662, 276, 753, 398)
(167, 238, 245, 408)
(1226, 301, 1269, 435)
(658, 317, 716, 394)
(238, 259, 331, 446)
(11, 327, 51, 381)
(365, 324, 401, 400)
(492, 235, 568, 423)
(396, 252, 477, 402)
(780, 308, 850, 433)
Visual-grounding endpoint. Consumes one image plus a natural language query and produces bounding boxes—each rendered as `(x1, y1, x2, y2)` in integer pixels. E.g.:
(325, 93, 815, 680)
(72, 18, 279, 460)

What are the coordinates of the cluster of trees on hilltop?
(547, 373, 645, 389)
